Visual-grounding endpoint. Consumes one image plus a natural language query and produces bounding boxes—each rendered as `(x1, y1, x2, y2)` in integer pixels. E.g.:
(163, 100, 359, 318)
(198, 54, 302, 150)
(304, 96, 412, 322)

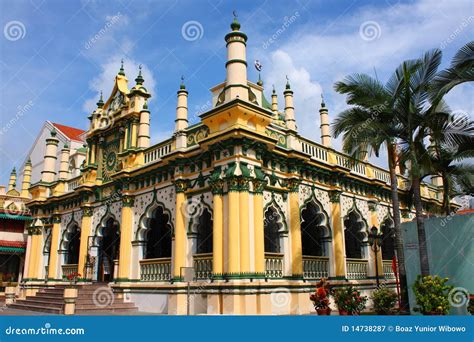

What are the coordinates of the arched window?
(66, 225, 81, 264)
(301, 202, 329, 256)
(381, 218, 396, 260)
(196, 208, 213, 254)
(264, 207, 281, 253)
(344, 211, 367, 259)
(145, 206, 172, 259)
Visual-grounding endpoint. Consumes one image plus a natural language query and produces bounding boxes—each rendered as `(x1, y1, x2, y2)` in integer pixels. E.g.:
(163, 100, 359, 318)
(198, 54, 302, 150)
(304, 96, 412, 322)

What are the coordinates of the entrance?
(98, 218, 120, 282)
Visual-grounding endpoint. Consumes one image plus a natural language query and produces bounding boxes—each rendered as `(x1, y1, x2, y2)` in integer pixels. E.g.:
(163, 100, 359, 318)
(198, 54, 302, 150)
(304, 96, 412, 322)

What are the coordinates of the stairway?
(8, 284, 138, 314)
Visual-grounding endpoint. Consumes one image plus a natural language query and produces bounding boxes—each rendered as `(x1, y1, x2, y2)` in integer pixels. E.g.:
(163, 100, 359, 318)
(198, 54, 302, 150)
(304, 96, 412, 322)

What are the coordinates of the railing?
(62, 264, 78, 278)
(265, 253, 283, 278)
(303, 256, 329, 279)
(144, 140, 173, 164)
(193, 253, 213, 280)
(301, 140, 328, 162)
(140, 258, 171, 282)
(383, 260, 395, 279)
(346, 258, 368, 280)
(66, 176, 81, 192)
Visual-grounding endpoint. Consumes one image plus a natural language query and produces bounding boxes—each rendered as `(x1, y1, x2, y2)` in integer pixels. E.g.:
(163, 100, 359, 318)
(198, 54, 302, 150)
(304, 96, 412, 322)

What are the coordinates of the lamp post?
(368, 226, 383, 287)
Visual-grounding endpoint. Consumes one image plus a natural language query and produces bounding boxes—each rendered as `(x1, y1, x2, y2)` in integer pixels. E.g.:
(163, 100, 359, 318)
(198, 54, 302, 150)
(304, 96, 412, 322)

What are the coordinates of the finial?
(26, 158, 31, 165)
(180, 75, 186, 90)
(285, 75, 291, 89)
(51, 127, 57, 137)
(321, 93, 326, 108)
(143, 99, 149, 110)
(135, 64, 144, 85)
(257, 73, 263, 86)
(231, 11, 240, 31)
(97, 91, 104, 108)
(272, 84, 276, 94)
(118, 59, 125, 76)
(11, 167, 16, 175)
(64, 143, 69, 149)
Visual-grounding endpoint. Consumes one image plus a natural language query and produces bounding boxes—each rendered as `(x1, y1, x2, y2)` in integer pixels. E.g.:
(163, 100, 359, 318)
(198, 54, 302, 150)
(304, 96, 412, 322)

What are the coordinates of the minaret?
(134, 66, 151, 149)
(175, 77, 188, 150)
(58, 143, 71, 180)
(319, 94, 331, 148)
(284, 77, 296, 131)
(91, 91, 104, 131)
(21, 159, 32, 197)
(41, 129, 59, 183)
(224, 14, 249, 102)
(8, 168, 16, 191)
(271, 85, 278, 115)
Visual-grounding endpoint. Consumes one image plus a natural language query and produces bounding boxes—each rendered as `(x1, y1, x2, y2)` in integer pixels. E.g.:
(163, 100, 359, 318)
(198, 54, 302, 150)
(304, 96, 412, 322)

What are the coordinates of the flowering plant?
(66, 272, 81, 283)
(371, 286, 398, 314)
(333, 286, 368, 314)
(413, 275, 453, 315)
(309, 278, 331, 310)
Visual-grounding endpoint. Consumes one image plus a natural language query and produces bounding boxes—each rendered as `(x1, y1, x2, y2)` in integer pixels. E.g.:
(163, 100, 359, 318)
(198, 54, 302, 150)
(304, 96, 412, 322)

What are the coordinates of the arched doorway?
(343, 211, 367, 259)
(144, 206, 172, 259)
(196, 208, 213, 254)
(98, 218, 120, 282)
(301, 201, 330, 256)
(65, 225, 81, 265)
(381, 218, 395, 260)
(264, 207, 282, 253)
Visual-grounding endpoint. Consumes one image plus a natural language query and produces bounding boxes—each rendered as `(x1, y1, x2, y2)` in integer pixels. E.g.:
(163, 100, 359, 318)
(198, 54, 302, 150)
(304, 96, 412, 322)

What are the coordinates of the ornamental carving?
(329, 190, 342, 203)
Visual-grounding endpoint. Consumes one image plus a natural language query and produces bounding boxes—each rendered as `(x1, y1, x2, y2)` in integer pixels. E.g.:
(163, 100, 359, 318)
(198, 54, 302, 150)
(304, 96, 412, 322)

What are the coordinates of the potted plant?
(65, 272, 81, 286)
(413, 275, 453, 315)
(468, 295, 474, 315)
(333, 286, 368, 315)
(371, 286, 398, 315)
(310, 278, 332, 315)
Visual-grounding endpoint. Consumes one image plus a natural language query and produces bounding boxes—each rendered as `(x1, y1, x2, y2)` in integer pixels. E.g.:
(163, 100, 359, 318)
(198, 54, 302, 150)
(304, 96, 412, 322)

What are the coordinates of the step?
(8, 303, 62, 314)
(75, 303, 137, 310)
(18, 299, 64, 308)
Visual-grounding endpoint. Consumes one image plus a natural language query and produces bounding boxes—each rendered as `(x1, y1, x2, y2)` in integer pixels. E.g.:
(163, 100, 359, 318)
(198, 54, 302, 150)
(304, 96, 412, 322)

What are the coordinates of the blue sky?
(1, 0, 473, 185)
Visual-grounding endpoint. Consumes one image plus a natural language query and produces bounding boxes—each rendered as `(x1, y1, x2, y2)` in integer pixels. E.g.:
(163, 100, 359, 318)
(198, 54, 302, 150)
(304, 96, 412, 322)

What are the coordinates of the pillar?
(368, 200, 383, 277)
(271, 86, 278, 114)
(329, 190, 346, 279)
(319, 97, 331, 147)
(253, 180, 265, 275)
(26, 224, 42, 280)
(78, 207, 93, 280)
(239, 181, 250, 274)
(47, 215, 62, 281)
(21, 159, 32, 197)
(211, 182, 224, 277)
(288, 179, 302, 277)
(118, 195, 135, 281)
(58, 144, 71, 180)
(173, 180, 188, 280)
(227, 178, 240, 274)
(41, 129, 59, 183)
(130, 117, 139, 148)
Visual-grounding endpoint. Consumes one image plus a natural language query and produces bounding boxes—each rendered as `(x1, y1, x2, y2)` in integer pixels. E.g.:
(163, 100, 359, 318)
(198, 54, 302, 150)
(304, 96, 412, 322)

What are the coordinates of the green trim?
(225, 59, 248, 67)
(0, 246, 25, 253)
(0, 213, 32, 220)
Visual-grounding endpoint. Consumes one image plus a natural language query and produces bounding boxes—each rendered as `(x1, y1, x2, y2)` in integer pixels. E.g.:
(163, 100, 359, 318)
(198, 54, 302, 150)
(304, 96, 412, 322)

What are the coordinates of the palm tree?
(431, 41, 474, 99)
(333, 73, 411, 313)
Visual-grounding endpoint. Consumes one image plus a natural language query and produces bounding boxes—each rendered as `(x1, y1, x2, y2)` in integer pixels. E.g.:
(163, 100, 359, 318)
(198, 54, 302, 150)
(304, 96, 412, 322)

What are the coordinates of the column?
(173, 180, 187, 280)
(253, 180, 265, 275)
(288, 179, 302, 277)
(47, 215, 62, 281)
(78, 207, 93, 280)
(227, 178, 240, 274)
(27, 225, 42, 280)
(329, 190, 346, 279)
(118, 195, 135, 281)
(239, 179, 250, 274)
(368, 200, 383, 278)
(211, 181, 224, 277)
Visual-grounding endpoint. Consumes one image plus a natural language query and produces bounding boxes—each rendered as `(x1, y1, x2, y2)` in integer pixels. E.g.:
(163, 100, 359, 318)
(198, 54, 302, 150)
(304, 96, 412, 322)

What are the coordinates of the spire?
(321, 93, 326, 108)
(135, 65, 144, 85)
(231, 10, 240, 31)
(96, 91, 104, 108)
(8, 167, 17, 191)
(285, 75, 291, 90)
(180, 75, 186, 90)
(118, 59, 125, 76)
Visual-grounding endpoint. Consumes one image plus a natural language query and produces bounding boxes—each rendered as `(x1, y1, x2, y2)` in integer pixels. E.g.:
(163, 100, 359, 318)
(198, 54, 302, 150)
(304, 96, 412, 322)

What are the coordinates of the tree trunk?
(387, 143, 410, 313)
(442, 172, 450, 215)
(411, 176, 430, 276)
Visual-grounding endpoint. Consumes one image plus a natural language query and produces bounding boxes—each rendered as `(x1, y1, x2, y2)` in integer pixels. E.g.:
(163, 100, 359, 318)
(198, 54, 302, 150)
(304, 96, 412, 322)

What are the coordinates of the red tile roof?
(0, 240, 26, 248)
(52, 123, 85, 142)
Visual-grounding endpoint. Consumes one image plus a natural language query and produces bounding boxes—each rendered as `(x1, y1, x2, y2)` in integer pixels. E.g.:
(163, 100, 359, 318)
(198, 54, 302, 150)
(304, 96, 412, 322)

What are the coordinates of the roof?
(52, 123, 85, 142)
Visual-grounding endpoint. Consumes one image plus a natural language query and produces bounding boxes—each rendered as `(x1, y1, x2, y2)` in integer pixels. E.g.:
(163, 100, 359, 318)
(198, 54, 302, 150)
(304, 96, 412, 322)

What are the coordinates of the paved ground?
(0, 306, 163, 316)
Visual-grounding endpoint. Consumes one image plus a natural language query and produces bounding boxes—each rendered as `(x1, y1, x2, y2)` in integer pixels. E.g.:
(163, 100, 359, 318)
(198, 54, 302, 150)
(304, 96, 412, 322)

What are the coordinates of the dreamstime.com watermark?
(440, 16, 474, 49)
(4, 323, 85, 336)
(0, 100, 34, 136)
(181, 20, 204, 42)
(4, 20, 26, 41)
(84, 12, 123, 50)
(359, 20, 382, 41)
(262, 11, 300, 49)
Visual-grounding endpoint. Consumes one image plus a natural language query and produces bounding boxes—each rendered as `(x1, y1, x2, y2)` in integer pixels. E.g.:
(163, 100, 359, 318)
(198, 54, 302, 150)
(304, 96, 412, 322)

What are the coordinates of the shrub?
(413, 275, 453, 315)
(333, 286, 368, 314)
(371, 286, 398, 314)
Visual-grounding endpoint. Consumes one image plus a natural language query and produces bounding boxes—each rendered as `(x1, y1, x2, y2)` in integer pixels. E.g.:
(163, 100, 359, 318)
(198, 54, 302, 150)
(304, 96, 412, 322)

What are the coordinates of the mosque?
(8, 17, 444, 314)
